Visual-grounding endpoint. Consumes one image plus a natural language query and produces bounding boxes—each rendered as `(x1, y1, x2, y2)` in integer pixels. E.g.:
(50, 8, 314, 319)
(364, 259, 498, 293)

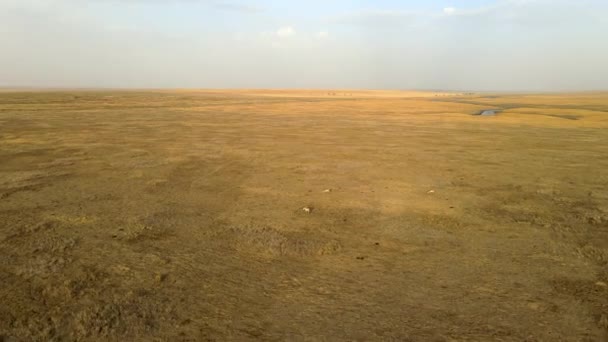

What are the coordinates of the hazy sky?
(1, 0, 607, 90)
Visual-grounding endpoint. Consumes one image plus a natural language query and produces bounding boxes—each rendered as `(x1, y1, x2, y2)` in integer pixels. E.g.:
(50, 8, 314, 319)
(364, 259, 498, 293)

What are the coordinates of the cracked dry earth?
(1, 90, 607, 341)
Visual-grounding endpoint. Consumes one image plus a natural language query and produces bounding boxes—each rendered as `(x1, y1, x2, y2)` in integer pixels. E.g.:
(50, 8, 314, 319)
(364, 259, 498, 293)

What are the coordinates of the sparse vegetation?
(1, 90, 607, 340)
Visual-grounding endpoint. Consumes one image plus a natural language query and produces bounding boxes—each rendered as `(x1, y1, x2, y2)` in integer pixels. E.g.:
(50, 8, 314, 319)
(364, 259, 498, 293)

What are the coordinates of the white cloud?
(316, 31, 329, 39)
(276, 26, 295, 38)
(443, 7, 456, 15)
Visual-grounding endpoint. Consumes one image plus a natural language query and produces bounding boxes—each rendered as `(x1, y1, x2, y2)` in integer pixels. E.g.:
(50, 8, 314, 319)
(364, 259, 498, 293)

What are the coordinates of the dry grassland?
(1, 90, 607, 341)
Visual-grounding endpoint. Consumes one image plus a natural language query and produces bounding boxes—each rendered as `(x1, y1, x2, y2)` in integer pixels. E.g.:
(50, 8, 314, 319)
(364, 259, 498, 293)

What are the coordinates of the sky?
(1, 0, 607, 91)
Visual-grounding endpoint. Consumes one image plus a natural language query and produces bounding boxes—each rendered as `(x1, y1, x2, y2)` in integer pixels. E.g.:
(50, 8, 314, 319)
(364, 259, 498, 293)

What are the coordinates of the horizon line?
(1, 86, 607, 95)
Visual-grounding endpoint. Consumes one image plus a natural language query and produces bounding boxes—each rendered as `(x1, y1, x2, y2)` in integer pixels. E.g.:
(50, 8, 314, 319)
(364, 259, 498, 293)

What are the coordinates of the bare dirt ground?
(1, 90, 607, 341)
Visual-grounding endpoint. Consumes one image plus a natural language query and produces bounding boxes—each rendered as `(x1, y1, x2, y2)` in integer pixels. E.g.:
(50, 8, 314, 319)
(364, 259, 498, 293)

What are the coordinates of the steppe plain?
(1, 90, 607, 341)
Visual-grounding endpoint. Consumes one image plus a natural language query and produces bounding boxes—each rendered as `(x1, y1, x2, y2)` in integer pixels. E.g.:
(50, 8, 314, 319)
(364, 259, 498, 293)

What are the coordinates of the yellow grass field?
(1, 90, 607, 341)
